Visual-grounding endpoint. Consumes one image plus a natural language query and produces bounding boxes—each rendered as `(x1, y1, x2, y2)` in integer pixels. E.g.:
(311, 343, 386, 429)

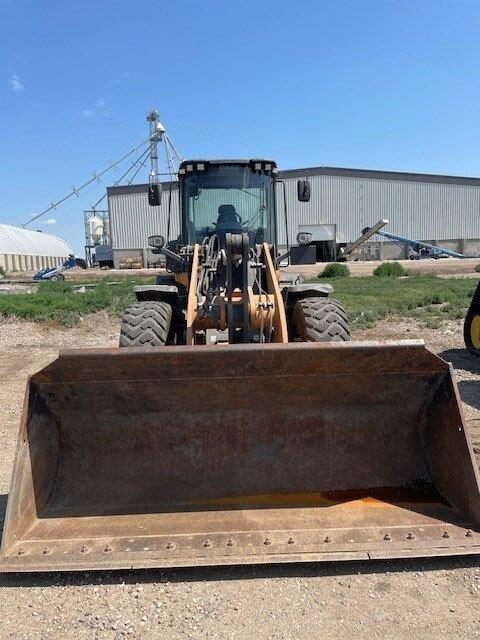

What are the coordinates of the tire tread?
(291, 297, 351, 342)
(119, 301, 172, 347)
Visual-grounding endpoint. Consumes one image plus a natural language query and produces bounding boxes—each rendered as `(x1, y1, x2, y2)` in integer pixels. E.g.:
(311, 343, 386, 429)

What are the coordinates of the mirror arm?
(152, 247, 184, 263)
(276, 180, 290, 266)
(275, 248, 291, 266)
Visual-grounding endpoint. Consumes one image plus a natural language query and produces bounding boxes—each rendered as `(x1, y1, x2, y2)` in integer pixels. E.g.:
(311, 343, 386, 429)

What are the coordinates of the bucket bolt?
(287, 537, 295, 545)
(383, 533, 391, 541)
(442, 531, 451, 539)
(166, 541, 175, 550)
(204, 540, 212, 548)
(407, 532, 415, 540)
(466, 530, 474, 538)
(264, 538, 272, 546)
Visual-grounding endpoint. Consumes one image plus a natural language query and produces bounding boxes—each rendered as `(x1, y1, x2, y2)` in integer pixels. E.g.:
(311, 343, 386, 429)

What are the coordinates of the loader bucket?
(1, 340, 480, 572)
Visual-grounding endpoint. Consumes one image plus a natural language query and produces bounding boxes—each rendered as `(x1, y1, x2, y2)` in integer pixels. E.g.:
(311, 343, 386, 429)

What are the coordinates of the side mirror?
(148, 235, 165, 249)
(297, 179, 311, 202)
(148, 183, 162, 206)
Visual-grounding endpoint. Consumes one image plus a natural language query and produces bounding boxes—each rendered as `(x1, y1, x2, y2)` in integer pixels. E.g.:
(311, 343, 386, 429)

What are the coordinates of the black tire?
(49, 273, 65, 282)
(290, 297, 350, 342)
(119, 301, 172, 347)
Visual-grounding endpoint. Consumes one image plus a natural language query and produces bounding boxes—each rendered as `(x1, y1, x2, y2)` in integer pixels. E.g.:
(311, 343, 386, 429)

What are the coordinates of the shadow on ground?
(439, 348, 480, 375)
(457, 380, 480, 411)
(0, 494, 6, 535)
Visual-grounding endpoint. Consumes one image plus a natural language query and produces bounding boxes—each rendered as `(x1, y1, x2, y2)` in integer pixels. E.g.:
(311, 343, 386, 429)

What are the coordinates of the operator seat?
(216, 204, 241, 230)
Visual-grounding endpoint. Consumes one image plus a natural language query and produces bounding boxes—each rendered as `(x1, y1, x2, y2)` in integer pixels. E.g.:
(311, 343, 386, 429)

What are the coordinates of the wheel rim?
(470, 315, 480, 349)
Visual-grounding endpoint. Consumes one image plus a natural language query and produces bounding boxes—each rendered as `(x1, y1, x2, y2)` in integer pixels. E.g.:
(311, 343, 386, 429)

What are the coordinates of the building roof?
(107, 165, 480, 197)
(0, 223, 73, 256)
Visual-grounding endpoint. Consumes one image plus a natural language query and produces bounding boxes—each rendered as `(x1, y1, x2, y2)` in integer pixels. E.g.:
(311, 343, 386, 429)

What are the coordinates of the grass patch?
(310, 274, 477, 330)
(320, 263, 350, 278)
(0, 279, 145, 326)
(373, 261, 407, 277)
(1, 273, 477, 333)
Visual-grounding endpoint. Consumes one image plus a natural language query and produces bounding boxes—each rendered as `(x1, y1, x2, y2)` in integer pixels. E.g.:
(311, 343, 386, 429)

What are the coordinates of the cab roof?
(178, 159, 277, 170)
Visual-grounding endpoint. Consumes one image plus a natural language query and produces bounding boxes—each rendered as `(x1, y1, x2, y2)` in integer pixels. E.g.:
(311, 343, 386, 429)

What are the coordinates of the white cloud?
(81, 98, 112, 119)
(9, 73, 24, 92)
(45, 218, 57, 225)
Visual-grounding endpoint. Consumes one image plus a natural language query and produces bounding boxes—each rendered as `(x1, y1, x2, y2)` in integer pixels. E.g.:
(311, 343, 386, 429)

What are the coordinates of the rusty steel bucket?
(1, 340, 480, 572)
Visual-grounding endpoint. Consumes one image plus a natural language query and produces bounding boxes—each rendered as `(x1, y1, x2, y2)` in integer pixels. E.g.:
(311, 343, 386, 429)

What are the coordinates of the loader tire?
(290, 297, 350, 342)
(464, 306, 480, 356)
(464, 281, 480, 356)
(119, 301, 172, 347)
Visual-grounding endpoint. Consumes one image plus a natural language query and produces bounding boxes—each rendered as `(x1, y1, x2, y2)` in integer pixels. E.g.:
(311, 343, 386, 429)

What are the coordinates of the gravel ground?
(4, 256, 480, 284)
(285, 257, 480, 279)
(0, 314, 480, 638)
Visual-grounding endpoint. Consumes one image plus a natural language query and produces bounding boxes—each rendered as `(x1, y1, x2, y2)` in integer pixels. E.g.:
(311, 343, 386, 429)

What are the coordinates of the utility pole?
(146, 109, 165, 187)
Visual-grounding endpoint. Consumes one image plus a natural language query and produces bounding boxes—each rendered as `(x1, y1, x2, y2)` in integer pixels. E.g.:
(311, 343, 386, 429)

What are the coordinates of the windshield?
(181, 166, 275, 245)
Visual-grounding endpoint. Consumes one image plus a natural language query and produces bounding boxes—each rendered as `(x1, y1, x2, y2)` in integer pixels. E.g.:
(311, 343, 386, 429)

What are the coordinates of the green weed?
(0, 280, 140, 326)
(373, 261, 407, 277)
(310, 274, 477, 330)
(320, 263, 350, 278)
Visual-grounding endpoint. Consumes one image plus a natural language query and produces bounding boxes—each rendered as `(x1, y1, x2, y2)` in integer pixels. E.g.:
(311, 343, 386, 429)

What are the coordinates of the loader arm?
(184, 238, 288, 345)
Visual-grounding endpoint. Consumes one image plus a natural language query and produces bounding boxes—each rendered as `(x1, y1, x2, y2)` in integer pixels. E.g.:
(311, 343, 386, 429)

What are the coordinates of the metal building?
(0, 223, 73, 273)
(107, 166, 480, 267)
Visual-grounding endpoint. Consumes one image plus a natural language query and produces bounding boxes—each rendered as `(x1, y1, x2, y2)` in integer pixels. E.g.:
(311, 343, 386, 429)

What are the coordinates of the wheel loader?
(1, 159, 480, 573)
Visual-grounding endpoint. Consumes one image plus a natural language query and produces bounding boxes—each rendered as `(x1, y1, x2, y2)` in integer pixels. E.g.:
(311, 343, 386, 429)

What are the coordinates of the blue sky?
(1, 0, 480, 252)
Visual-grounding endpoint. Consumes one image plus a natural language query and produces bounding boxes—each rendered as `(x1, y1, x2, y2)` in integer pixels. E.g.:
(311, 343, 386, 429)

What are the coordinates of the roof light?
(178, 168, 186, 175)
(197, 163, 205, 171)
(186, 164, 194, 172)
(272, 167, 278, 174)
(264, 163, 271, 171)
(254, 163, 262, 171)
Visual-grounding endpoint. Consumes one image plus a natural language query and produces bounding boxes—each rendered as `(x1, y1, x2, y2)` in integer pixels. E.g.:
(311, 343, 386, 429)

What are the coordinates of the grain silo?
(0, 223, 73, 273)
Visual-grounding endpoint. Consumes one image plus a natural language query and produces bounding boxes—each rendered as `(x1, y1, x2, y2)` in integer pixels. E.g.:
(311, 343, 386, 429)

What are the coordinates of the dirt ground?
(0, 314, 480, 639)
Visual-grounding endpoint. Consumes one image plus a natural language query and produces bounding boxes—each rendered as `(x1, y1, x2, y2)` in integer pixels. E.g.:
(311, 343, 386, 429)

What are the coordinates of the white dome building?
(0, 224, 74, 273)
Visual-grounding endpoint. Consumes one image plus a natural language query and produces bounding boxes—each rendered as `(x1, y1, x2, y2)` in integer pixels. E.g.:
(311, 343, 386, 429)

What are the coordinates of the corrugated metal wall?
(276, 175, 480, 245)
(109, 190, 180, 250)
(0, 254, 66, 273)
(108, 174, 480, 250)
